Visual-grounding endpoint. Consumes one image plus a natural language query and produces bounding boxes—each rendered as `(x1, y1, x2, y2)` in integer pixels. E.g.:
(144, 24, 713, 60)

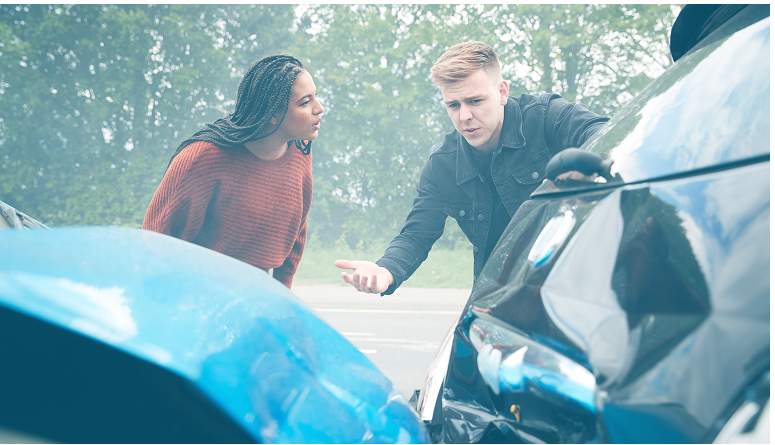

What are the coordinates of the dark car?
(0, 202, 428, 443)
(414, 5, 769, 443)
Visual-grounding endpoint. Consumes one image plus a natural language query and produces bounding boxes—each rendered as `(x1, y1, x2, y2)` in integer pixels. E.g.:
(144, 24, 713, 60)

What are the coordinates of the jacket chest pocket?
(508, 155, 549, 202)
(444, 202, 474, 241)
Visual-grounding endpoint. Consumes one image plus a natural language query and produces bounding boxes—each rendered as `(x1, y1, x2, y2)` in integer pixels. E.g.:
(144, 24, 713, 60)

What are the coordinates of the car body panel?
(442, 161, 769, 444)
(0, 226, 428, 443)
(534, 7, 770, 198)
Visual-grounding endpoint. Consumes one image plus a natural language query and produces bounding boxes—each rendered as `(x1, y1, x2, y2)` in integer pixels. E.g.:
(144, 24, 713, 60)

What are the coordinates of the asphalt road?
(293, 284, 471, 400)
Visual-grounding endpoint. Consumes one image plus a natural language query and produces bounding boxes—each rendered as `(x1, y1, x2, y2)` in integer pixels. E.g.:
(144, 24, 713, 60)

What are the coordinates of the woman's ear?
(270, 109, 284, 125)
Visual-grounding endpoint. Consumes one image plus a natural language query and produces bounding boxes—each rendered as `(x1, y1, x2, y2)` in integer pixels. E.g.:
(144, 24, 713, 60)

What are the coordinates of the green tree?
(0, 4, 297, 225)
(294, 5, 464, 249)
(296, 4, 678, 247)
(0, 4, 680, 249)
(485, 4, 678, 114)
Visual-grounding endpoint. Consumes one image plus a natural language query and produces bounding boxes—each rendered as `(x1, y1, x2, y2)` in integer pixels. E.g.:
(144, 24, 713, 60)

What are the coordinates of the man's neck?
(472, 144, 498, 155)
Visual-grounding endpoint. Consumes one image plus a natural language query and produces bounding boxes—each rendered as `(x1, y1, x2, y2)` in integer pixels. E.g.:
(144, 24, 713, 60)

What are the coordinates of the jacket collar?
(455, 96, 525, 185)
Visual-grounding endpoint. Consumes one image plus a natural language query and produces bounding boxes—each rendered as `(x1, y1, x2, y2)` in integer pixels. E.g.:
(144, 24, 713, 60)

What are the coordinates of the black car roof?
(669, 4, 768, 62)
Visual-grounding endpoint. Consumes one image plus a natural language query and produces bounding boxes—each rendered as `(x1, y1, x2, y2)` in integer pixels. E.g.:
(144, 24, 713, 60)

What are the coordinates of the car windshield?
(535, 10, 769, 196)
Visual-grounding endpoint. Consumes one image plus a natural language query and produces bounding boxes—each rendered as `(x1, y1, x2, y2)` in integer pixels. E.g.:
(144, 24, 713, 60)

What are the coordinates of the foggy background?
(0, 4, 679, 250)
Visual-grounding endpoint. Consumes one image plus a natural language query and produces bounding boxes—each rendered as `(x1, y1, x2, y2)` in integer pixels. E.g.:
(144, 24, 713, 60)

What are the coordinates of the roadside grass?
(294, 244, 473, 288)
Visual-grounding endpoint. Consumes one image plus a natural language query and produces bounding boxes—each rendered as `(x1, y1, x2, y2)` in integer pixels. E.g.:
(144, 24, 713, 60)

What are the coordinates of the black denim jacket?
(376, 93, 609, 294)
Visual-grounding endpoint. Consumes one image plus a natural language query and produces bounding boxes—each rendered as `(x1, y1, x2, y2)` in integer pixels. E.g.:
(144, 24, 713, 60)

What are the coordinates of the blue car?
(0, 210, 428, 443)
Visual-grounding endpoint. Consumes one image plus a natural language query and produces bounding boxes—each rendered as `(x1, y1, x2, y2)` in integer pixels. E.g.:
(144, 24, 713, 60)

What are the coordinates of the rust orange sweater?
(143, 141, 313, 288)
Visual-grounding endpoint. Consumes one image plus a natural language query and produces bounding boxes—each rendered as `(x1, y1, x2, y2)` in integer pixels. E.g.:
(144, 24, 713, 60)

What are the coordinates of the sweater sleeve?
(142, 146, 215, 242)
(272, 218, 307, 288)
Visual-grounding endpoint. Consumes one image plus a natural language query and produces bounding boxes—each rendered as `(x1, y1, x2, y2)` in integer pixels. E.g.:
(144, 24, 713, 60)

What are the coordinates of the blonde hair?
(430, 41, 502, 86)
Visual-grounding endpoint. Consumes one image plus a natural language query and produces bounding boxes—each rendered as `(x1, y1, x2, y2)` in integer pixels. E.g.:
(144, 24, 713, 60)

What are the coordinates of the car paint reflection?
(593, 16, 770, 182)
(541, 190, 629, 381)
(531, 12, 770, 200)
(441, 160, 769, 443)
(601, 164, 769, 442)
(0, 227, 428, 443)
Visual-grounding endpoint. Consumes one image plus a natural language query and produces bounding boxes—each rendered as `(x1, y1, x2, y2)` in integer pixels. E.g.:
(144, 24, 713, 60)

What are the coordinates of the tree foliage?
(0, 4, 679, 247)
(0, 4, 297, 225)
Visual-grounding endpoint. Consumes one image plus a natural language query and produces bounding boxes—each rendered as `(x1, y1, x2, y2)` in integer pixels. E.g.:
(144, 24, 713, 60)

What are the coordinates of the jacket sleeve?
(272, 218, 307, 289)
(376, 155, 448, 295)
(543, 94, 610, 155)
(142, 150, 214, 242)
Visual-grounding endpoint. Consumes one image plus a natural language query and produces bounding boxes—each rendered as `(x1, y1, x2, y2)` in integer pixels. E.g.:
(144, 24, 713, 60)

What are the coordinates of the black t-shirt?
(468, 145, 512, 263)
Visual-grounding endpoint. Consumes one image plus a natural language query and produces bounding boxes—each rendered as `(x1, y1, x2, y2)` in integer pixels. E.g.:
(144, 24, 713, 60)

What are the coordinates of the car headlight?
(417, 319, 456, 422)
(470, 317, 596, 412)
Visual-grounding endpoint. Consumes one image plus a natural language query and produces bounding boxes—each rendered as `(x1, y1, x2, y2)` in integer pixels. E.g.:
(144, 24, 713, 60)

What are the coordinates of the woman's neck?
(243, 138, 289, 161)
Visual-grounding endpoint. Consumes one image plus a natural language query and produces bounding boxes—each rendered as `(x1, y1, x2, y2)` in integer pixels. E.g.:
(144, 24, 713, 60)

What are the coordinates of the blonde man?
(337, 41, 608, 294)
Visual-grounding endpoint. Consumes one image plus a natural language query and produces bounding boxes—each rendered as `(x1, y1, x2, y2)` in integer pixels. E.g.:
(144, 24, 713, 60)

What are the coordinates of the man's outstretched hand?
(334, 260, 394, 294)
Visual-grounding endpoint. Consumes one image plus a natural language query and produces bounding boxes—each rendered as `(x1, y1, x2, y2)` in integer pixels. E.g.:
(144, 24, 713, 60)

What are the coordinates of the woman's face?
(277, 70, 324, 142)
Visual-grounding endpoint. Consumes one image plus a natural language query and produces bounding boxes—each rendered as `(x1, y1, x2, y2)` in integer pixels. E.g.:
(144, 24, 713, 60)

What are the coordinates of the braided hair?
(166, 54, 312, 172)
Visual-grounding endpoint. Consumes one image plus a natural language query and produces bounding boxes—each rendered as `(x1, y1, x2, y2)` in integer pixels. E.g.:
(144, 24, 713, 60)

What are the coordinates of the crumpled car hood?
(447, 161, 769, 443)
(0, 226, 427, 443)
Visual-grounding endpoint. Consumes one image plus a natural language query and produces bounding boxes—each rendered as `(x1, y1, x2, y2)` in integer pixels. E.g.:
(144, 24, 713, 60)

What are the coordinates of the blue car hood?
(0, 226, 427, 443)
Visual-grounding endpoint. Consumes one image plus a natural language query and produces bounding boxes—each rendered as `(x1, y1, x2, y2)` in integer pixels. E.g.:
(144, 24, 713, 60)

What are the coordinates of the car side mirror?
(0, 201, 48, 230)
(545, 148, 615, 182)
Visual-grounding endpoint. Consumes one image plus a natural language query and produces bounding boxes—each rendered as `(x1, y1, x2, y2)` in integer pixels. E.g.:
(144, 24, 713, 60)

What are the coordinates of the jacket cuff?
(375, 257, 404, 296)
(583, 122, 607, 142)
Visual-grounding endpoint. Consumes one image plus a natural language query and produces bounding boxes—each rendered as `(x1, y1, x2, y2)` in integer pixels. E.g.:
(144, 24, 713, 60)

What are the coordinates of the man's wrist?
(380, 267, 395, 286)
(375, 258, 403, 296)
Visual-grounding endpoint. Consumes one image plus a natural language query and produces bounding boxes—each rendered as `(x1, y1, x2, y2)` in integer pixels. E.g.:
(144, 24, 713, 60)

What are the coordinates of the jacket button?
(473, 246, 479, 252)
(459, 210, 466, 217)
(478, 214, 484, 221)
(532, 171, 539, 179)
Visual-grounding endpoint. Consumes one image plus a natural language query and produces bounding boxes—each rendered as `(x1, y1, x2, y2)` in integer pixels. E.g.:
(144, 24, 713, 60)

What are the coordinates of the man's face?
(440, 69, 509, 153)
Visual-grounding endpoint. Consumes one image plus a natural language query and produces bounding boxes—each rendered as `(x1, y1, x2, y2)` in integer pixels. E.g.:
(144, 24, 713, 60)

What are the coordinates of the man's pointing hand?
(334, 259, 394, 294)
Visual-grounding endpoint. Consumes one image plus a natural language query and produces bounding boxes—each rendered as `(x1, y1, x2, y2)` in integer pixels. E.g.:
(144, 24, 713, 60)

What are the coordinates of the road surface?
(293, 284, 470, 400)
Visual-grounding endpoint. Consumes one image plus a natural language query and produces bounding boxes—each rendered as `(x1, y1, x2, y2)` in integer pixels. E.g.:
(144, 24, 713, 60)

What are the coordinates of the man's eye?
(448, 103, 459, 109)
(470, 99, 481, 104)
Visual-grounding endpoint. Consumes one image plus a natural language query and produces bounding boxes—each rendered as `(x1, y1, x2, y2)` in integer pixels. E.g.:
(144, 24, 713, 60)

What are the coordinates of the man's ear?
(499, 80, 509, 106)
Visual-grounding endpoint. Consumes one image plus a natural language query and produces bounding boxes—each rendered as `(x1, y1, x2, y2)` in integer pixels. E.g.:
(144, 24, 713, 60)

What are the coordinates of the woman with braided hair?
(143, 54, 323, 288)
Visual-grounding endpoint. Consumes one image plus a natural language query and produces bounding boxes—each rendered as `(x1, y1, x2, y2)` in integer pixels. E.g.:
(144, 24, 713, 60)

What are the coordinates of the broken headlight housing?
(470, 317, 596, 413)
